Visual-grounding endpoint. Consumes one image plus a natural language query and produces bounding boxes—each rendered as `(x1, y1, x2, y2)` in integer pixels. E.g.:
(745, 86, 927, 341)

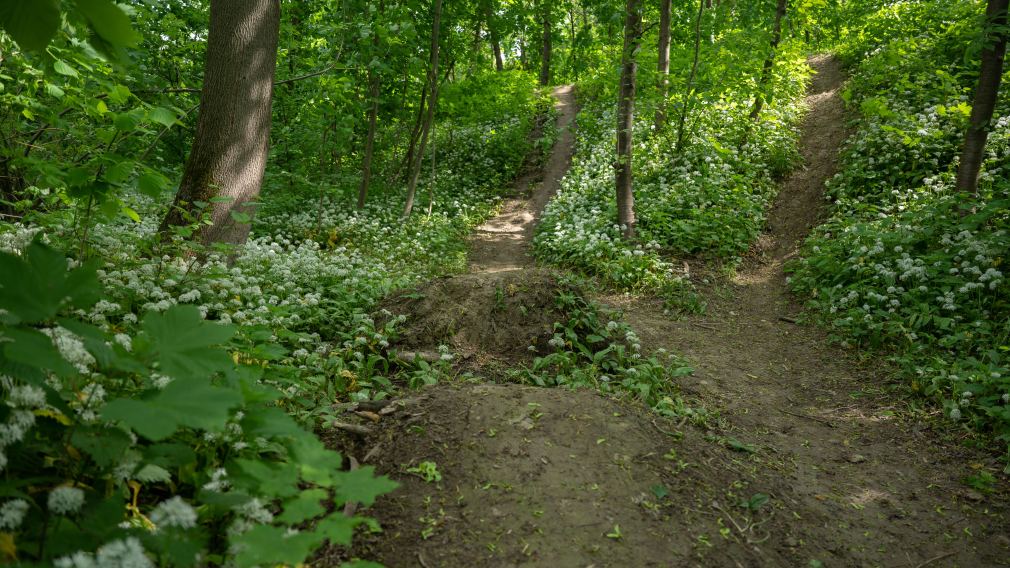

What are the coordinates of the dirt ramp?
(339, 383, 787, 567)
(378, 270, 576, 366)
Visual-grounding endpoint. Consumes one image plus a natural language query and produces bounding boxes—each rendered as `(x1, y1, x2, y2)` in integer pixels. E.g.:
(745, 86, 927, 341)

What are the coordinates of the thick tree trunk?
(160, 0, 280, 245)
(675, 0, 706, 153)
(540, 5, 552, 86)
(615, 0, 642, 240)
(955, 0, 1008, 200)
(483, 0, 504, 71)
(749, 0, 787, 121)
(403, 0, 442, 218)
(357, 1, 384, 209)
(654, 0, 672, 129)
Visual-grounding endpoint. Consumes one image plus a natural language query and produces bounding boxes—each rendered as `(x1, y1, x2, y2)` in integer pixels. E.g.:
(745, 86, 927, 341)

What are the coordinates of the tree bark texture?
(403, 0, 442, 218)
(358, 1, 383, 209)
(654, 0, 672, 129)
(483, 0, 504, 71)
(955, 0, 1008, 199)
(615, 0, 642, 239)
(161, 0, 281, 245)
(540, 4, 552, 86)
(749, 0, 787, 121)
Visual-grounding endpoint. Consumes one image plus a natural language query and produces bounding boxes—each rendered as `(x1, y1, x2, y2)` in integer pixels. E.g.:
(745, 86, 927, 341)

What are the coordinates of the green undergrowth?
(533, 38, 809, 310)
(0, 71, 552, 565)
(511, 278, 701, 421)
(788, 0, 1010, 465)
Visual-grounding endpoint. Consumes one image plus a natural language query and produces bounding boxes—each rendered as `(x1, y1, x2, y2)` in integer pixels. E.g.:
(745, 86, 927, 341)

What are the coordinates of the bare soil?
(467, 85, 577, 273)
(322, 58, 1010, 567)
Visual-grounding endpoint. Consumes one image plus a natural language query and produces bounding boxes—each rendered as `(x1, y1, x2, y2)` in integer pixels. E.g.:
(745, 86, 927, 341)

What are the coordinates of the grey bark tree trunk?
(160, 0, 281, 245)
(955, 0, 1008, 200)
(540, 4, 552, 86)
(357, 1, 384, 209)
(403, 0, 442, 218)
(615, 0, 642, 239)
(654, 0, 672, 129)
(749, 0, 787, 121)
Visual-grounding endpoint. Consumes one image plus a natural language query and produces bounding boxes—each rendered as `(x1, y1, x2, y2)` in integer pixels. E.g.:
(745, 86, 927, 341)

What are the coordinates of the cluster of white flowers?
(48, 486, 86, 515)
(55, 537, 153, 568)
(0, 499, 29, 531)
(149, 496, 198, 530)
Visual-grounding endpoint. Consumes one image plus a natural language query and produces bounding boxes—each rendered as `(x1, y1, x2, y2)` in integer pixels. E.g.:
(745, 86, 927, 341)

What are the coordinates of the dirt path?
(467, 85, 577, 273)
(328, 57, 1009, 567)
(609, 54, 1010, 566)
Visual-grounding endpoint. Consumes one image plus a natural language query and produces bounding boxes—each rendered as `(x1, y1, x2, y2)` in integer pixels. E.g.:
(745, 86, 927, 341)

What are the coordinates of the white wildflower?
(48, 486, 85, 515)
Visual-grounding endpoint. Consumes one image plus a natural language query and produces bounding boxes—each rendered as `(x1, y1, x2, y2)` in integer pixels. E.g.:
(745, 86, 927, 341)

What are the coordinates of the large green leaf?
(75, 0, 141, 47)
(139, 306, 235, 378)
(334, 466, 398, 508)
(232, 525, 324, 568)
(0, 242, 100, 324)
(102, 377, 242, 441)
(0, 0, 60, 52)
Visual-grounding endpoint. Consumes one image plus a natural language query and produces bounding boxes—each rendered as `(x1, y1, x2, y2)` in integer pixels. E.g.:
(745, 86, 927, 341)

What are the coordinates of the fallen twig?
(363, 443, 383, 463)
(778, 316, 798, 324)
(914, 551, 956, 568)
(777, 408, 835, 428)
(417, 552, 432, 568)
(331, 421, 373, 436)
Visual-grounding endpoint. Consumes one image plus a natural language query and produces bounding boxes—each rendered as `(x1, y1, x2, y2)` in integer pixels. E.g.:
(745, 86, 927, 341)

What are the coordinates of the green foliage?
(514, 282, 698, 419)
(0, 242, 396, 564)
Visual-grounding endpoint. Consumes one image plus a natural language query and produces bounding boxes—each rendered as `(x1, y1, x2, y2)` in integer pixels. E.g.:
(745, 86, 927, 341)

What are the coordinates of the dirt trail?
(327, 57, 1009, 567)
(468, 85, 577, 273)
(609, 54, 1010, 565)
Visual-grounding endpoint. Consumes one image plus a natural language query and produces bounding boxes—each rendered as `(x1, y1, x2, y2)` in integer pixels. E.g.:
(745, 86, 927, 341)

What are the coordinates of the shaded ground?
(468, 85, 577, 273)
(322, 57, 1010, 567)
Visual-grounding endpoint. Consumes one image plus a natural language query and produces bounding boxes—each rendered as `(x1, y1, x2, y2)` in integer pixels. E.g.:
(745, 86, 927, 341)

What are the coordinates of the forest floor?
(326, 57, 1010, 567)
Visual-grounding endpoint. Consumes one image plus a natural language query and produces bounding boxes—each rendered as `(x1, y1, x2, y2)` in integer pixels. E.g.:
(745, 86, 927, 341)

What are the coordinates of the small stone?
(964, 490, 985, 502)
(847, 454, 867, 464)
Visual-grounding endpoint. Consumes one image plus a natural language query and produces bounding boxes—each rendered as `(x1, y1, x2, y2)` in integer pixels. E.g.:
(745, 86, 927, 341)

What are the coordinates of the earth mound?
(377, 269, 577, 368)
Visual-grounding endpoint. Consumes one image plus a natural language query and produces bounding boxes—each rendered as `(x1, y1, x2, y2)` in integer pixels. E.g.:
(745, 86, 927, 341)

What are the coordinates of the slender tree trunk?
(400, 79, 429, 181)
(483, 0, 504, 71)
(654, 0, 672, 129)
(615, 0, 642, 240)
(357, 1, 383, 209)
(675, 0, 706, 153)
(955, 0, 1008, 201)
(749, 0, 787, 121)
(540, 4, 552, 86)
(160, 0, 280, 245)
(403, 0, 442, 218)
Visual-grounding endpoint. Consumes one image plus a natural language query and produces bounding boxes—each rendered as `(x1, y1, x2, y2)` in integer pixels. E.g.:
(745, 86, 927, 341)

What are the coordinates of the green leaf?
(113, 112, 137, 132)
(135, 464, 172, 483)
(0, 0, 60, 52)
(137, 171, 170, 197)
(103, 377, 242, 441)
(71, 425, 132, 468)
(123, 206, 141, 223)
(139, 305, 234, 379)
(234, 459, 300, 498)
(277, 489, 328, 524)
(149, 107, 177, 127)
(232, 525, 324, 568)
(2, 328, 76, 377)
(45, 83, 65, 98)
(75, 0, 141, 47)
(333, 466, 398, 508)
(0, 242, 101, 323)
(53, 59, 79, 78)
(316, 515, 366, 547)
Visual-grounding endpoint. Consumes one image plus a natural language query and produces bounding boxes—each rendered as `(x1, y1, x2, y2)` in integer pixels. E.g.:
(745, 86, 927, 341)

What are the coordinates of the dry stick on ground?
(914, 551, 957, 568)
(777, 408, 835, 428)
(343, 456, 360, 517)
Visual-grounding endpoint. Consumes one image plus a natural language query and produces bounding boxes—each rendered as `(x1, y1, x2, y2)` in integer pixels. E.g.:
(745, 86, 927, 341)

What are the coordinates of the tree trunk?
(403, 0, 442, 218)
(160, 0, 280, 245)
(539, 4, 552, 86)
(483, 0, 504, 71)
(954, 0, 1008, 200)
(749, 0, 787, 121)
(675, 0, 706, 153)
(615, 0, 642, 240)
(357, 1, 384, 209)
(654, 0, 672, 129)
